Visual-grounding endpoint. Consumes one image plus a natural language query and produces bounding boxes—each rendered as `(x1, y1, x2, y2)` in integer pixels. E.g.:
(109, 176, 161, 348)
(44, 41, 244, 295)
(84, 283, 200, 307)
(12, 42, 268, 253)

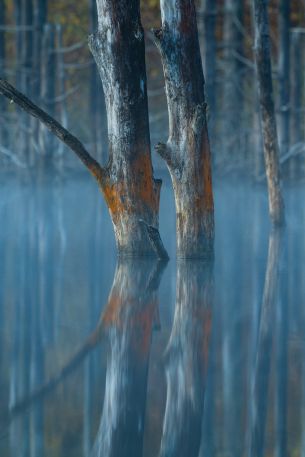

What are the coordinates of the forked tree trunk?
(88, 0, 165, 258)
(253, 0, 285, 226)
(153, 0, 214, 259)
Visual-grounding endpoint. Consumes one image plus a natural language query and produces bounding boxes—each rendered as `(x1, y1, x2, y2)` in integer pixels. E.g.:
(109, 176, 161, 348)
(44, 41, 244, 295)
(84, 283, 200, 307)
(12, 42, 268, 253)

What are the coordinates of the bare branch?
(0, 78, 105, 182)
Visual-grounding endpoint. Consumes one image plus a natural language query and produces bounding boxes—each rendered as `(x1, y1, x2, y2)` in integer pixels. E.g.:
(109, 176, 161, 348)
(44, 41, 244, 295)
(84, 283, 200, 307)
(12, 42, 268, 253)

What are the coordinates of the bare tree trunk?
(14, 0, 22, 88)
(20, 0, 33, 160)
(31, 0, 47, 160)
(278, 0, 291, 155)
(153, 0, 214, 259)
(159, 260, 213, 457)
(88, 0, 167, 258)
(0, 83, 167, 257)
(203, 0, 217, 143)
(88, 0, 107, 164)
(32, 0, 47, 101)
(40, 23, 56, 159)
(55, 24, 67, 161)
(222, 0, 244, 161)
(253, 0, 285, 226)
(291, 29, 303, 145)
(0, 0, 8, 149)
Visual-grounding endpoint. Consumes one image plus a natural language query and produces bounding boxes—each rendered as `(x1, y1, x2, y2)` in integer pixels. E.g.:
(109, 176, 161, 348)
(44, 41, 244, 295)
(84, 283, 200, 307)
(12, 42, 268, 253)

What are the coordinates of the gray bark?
(89, 0, 167, 258)
(153, 0, 214, 259)
(278, 0, 291, 155)
(89, 0, 107, 163)
(0, 78, 168, 259)
(222, 0, 244, 160)
(253, 0, 285, 226)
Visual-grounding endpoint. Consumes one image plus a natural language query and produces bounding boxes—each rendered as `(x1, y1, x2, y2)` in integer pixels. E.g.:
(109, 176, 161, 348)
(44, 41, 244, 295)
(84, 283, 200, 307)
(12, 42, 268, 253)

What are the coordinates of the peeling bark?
(89, 0, 166, 258)
(153, 0, 214, 259)
(253, 0, 285, 226)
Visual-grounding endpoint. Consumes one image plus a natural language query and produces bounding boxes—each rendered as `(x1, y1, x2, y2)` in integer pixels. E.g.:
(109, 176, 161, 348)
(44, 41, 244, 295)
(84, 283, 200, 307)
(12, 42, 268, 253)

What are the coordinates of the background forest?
(1, 2, 305, 456)
(0, 0, 304, 178)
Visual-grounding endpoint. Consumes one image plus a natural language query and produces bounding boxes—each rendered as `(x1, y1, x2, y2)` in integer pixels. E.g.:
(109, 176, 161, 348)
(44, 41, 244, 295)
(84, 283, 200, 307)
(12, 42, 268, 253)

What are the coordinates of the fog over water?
(0, 170, 304, 456)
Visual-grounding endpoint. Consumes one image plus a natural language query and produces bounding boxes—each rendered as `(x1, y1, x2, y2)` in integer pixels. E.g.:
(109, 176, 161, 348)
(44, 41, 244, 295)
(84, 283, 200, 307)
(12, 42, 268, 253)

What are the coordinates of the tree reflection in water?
(159, 261, 213, 457)
(92, 259, 166, 457)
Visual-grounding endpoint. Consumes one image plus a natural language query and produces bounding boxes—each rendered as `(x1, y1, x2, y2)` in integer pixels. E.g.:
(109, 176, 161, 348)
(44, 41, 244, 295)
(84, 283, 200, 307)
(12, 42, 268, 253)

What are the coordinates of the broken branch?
(0, 78, 105, 182)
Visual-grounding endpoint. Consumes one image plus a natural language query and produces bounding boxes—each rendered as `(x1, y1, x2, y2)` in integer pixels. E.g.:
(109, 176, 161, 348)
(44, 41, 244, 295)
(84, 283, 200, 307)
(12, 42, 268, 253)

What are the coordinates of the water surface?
(0, 171, 304, 456)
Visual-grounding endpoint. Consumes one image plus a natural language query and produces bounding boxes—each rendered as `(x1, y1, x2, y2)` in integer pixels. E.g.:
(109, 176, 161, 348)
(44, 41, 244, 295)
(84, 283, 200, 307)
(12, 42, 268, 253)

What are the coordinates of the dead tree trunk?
(20, 0, 33, 159)
(222, 0, 244, 162)
(88, 0, 167, 258)
(291, 29, 303, 145)
(40, 23, 56, 159)
(88, 0, 107, 163)
(0, 0, 8, 148)
(0, 78, 168, 259)
(278, 0, 290, 155)
(253, 0, 285, 226)
(153, 0, 214, 259)
(203, 0, 217, 143)
(32, 0, 47, 101)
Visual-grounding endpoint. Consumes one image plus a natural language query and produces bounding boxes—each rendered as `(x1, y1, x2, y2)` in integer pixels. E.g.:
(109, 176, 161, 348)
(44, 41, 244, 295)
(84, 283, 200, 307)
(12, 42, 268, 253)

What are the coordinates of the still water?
(0, 170, 304, 456)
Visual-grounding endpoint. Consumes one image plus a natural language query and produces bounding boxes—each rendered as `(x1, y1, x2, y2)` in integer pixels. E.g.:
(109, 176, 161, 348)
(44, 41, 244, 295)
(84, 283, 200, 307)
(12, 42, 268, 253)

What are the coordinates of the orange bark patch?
(100, 152, 158, 223)
(201, 129, 214, 212)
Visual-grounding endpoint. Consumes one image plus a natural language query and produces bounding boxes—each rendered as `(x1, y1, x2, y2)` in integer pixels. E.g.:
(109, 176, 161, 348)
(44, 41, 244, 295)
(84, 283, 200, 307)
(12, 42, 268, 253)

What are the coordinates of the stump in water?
(153, 0, 214, 259)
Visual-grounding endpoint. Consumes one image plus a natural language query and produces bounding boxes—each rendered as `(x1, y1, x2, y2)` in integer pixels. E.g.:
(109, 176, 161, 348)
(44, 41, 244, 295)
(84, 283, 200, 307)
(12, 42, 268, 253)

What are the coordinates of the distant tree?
(222, 0, 244, 160)
(202, 0, 217, 143)
(253, 0, 285, 226)
(278, 0, 291, 155)
(0, 0, 8, 147)
(154, 0, 214, 259)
